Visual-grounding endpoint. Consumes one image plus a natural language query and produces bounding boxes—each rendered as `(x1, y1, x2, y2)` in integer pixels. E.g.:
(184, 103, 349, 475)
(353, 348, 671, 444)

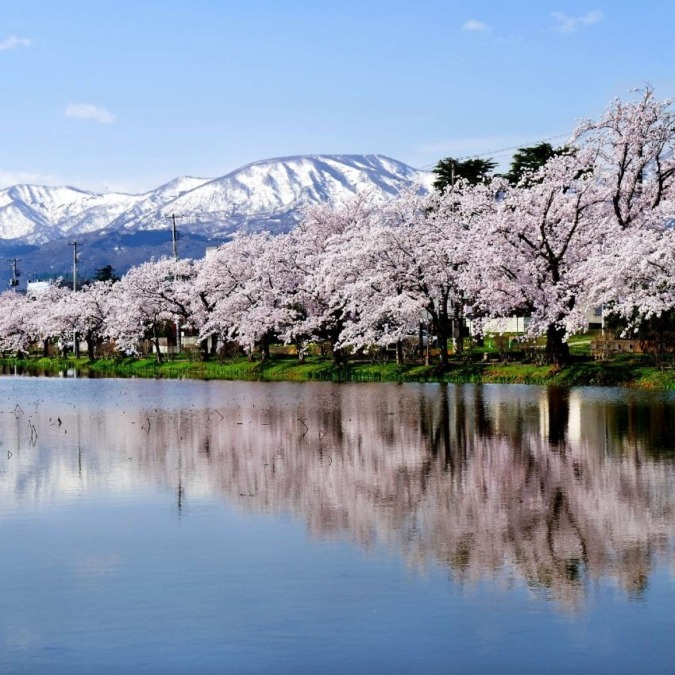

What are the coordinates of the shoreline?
(1, 355, 674, 389)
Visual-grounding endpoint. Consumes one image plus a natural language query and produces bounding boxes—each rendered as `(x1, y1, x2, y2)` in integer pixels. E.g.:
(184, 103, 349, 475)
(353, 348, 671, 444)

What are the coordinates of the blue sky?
(1, 0, 672, 192)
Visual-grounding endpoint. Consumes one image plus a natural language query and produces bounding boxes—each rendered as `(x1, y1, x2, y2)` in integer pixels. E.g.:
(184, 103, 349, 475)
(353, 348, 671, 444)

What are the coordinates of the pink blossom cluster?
(1, 89, 674, 363)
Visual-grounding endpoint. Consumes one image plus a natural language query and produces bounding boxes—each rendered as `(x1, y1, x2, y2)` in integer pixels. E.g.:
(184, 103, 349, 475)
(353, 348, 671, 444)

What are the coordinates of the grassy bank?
(2, 354, 675, 389)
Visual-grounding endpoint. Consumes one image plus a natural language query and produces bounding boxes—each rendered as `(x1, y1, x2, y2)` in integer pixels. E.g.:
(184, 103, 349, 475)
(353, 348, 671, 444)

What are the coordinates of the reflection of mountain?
(1, 382, 673, 610)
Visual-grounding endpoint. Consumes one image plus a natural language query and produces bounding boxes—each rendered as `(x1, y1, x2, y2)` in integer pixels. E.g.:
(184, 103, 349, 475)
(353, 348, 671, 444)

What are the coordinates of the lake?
(0, 377, 673, 674)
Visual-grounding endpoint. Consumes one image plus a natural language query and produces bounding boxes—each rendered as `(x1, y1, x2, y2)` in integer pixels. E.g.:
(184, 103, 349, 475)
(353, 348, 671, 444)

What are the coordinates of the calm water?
(0, 377, 673, 674)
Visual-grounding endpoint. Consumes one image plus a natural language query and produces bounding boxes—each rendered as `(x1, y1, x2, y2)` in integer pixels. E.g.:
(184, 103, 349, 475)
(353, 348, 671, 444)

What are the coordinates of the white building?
(26, 280, 54, 297)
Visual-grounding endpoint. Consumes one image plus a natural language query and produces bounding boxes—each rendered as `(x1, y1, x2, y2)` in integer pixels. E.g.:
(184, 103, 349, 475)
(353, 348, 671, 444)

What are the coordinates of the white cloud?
(582, 10, 604, 25)
(552, 10, 604, 33)
(0, 35, 31, 51)
(551, 12, 576, 33)
(65, 102, 117, 124)
(462, 19, 490, 32)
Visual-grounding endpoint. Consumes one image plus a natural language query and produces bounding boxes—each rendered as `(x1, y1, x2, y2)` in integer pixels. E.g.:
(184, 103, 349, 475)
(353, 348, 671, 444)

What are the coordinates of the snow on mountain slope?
(0, 185, 142, 243)
(0, 155, 431, 243)
(106, 176, 211, 230)
(130, 155, 432, 235)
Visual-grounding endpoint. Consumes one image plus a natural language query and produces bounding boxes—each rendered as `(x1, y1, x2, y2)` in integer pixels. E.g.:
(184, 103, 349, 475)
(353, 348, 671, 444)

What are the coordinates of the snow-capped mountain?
(0, 177, 211, 244)
(0, 184, 137, 243)
(0, 154, 432, 284)
(125, 154, 431, 236)
(0, 154, 431, 244)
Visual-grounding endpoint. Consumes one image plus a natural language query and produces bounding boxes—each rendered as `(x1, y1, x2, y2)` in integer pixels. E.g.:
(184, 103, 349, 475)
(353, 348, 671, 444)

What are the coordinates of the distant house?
(467, 306, 605, 336)
(586, 305, 604, 330)
(591, 338, 643, 359)
(467, 316, 530, 335)
(26, 280, 53, 298)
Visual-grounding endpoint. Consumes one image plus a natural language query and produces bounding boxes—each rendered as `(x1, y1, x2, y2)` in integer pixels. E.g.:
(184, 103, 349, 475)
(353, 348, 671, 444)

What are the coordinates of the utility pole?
(8, 258, 20, 292)
(164, 214, 187, 354)
(69, 242, 80, 357)
(165, 214, 186, 261)
(69, 241, 79, 291)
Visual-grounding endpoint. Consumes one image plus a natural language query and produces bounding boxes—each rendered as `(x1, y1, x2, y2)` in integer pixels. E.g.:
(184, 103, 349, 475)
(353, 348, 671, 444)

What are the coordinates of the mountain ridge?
(0, 154, 432, 285)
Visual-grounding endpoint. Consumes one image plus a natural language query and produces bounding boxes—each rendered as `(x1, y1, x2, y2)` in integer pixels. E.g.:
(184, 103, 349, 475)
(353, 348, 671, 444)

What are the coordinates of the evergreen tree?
(433, 157, 497, 193)
(94, 264, 119, 282)
(503, 142, 566, 185)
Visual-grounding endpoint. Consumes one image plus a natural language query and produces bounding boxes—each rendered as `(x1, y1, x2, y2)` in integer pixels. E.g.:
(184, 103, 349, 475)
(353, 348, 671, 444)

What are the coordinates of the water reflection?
(0, 380, 673, 611)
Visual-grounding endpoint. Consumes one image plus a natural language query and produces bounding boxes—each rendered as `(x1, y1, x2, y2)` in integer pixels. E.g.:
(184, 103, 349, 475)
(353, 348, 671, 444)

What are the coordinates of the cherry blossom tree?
(315, 218, 419, 363)
(108, 259, 196, 361)
(582, 227, 675, 326)
(0, 291, 34, 355)
(327, 188, 472, 364)
(283, 197, 377, 364)
(464, 152, 606, 364)
(0, 284, 74, 357)
(196, 233, 298, 359)
(62, 281, 115, 359)
(0, 89, 673, 369)
(27, 284, 73, 356)
(462, 89, 675, 365)
(573, 86, 675, 231)
(574, 87, 675, 346)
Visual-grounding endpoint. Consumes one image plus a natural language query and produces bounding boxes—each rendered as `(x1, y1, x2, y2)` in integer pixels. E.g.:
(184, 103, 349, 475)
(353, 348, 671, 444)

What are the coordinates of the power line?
(416, 132, 572, 171)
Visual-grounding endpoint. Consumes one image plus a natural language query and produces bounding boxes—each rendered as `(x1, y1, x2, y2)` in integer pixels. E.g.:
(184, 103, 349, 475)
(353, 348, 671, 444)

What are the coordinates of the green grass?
(2, 353, 674, 389)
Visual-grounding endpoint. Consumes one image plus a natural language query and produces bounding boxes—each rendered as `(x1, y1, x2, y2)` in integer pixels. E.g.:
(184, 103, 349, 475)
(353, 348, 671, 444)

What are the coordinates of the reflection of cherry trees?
(1, 382, 673, 610)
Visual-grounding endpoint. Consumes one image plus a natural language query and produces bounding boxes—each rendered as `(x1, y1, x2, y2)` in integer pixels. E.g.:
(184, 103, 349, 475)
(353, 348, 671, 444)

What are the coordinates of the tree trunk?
(396, 340, 404, 365)
(42, 338, 50, 358)
(452, 303, 464, 355)
(86, 332, 95, 360)
(545, 324, 570, 366)
(199, 338, 210, 361)
(259, 334, 271, 362)
(153, 339, 163, 363)
(332, 345, 346, 367)
(73, 332, 80, 359)
(437, 318, 449, 366)
(152, 327, 163, 364)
